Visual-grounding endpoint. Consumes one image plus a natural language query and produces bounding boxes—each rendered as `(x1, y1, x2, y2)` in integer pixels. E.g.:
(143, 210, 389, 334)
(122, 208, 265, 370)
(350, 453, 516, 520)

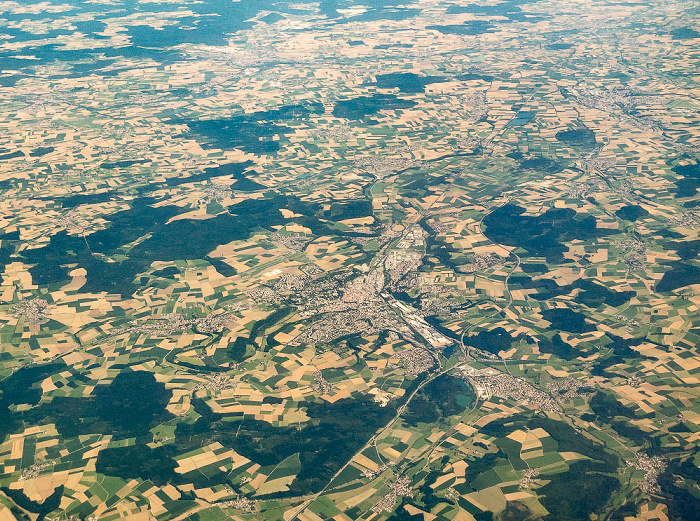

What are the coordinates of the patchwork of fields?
(0, 0, 698, 519)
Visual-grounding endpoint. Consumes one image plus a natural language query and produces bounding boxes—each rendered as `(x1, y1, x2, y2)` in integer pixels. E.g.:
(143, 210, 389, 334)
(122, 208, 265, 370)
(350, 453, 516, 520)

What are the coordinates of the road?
(286, 362, 459, 521)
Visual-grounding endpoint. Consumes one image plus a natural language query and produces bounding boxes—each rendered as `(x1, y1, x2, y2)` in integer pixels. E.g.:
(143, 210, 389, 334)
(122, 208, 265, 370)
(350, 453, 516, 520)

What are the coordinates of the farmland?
(0, 0, 699, 520)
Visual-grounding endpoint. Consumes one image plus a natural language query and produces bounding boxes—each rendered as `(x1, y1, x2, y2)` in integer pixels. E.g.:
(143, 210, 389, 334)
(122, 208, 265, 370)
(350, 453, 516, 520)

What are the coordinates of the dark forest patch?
(483, 204, 614, 263)
(0, 485, 64, 521)
(658, 451, 700, 521)
(152, 266, 179, 279)
(663, 239, 700, 260)
(615, 204, 649, 222)
(546, 42, 574, 50)
(539, 460, 620, 521)
(604, 333, 646, 358)
(541, 308, 596, 333)
(337, 7, 420, 23)
(207, 257, 237, 277)
(446, 0, 548, 22)
(323, 199, 374, 221)
(0, 150, 24, 160)
(164, 161, 254, 187)
(375, 72, 447, 93)
(0, 0, 304, 67)
(262, 12, 285, 24)
(465, 327, 517, 355)
(509, 275, 634, 307)
(518, 156, 565, 173)
(0, 362, 65, 442)
(0, 236, 14, 285)
(231, 172, 266, 191)
(470, 415, 620, 520)
(47, 191, 113, 209)
(181, 103, 323, 154)
(29, 371, 174, 439)
(96, 396, 399, 493)
(589, 390, 637, 420)
(520, 262, 548, 274)
(538, 333, 580, 360)
(574, 279, 635, 307)
(224, 337, 256, 363)
(29, 146, 54, 157)
(20, 194, 367, 296)
(374, 43, 414, 49)
(671, 162, 700, 198)
(100, 159, 149, 169)
(403, 374, 474, 426)
(670, 27, 700, 40)
(555, 127, 597, 147)
(657, 262, 700, 292)
(457, 72, 495, 82)
(590, 334, 650, 377)
(97, 445, 177, 485)
(427, 20, 495, 35)
(333, 94, 416, 121)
